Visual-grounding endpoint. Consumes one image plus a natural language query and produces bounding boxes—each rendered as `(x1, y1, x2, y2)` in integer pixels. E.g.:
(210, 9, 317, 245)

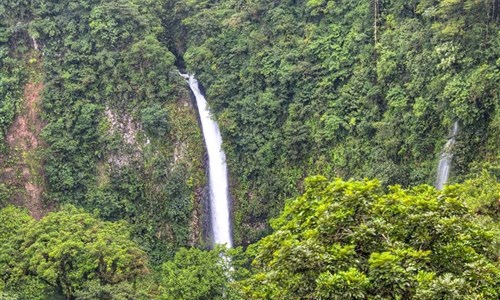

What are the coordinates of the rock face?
(2, 82, 48, 220)
(104, 107, 148, 168)
(100, 91, 208, 246)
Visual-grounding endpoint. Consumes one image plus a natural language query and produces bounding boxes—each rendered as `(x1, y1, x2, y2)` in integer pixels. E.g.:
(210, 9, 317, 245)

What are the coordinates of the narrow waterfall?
(181, 73, 233, 247)
(436, 121, 459, 190)
(31, 36, 39, 50)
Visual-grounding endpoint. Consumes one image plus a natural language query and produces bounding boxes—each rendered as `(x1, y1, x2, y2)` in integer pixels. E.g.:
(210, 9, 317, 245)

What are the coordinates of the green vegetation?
(2, 177, 498, 299)
(239, 176, 500, 299)
(0, 206, 239, 299)
(0, 0, 29, 151)
(158, 247, 239, 300)
(176, 0, 499, 244)
(0, 206, 149, 299)
(33, 0, 200, 259)
(0, 0, 499, 299)
(1, 0, 207, 262)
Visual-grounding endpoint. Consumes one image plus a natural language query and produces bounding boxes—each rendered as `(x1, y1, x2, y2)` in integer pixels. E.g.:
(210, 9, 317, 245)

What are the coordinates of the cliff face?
(94, 89, 207, 249)
(0, 1, 208, 261)
(178, 0, 500, 245)
(1, 0, 498, 254)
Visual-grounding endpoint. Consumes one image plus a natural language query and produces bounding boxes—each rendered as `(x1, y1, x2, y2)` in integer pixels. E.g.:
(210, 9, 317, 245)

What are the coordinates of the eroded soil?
(2, 82, 48, 219)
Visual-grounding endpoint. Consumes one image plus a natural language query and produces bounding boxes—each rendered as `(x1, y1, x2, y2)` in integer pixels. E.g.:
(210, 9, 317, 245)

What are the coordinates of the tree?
(447, 169, 500, 219)
(141, 104, 170, 137)
(0, 206, 47, 300)
(239, 176, 500, 299)
(159, 247, 240, 300)
(0, 205, 149, 299)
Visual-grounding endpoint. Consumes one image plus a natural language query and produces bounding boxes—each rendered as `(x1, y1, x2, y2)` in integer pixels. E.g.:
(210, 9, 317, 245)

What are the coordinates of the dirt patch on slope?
(2, 82, 48, 219)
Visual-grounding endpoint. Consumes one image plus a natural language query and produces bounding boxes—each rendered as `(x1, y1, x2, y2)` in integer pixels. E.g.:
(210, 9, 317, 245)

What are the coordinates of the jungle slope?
(0, 0, 207, 262)
(2, 80, 47, 220)
(172, 0, 500, 245)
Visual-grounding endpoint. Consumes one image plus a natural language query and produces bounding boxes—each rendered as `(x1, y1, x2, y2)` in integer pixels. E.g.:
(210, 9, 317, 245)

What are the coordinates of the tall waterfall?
(181, 73, 232, 247)
(436, 121, 459, 190)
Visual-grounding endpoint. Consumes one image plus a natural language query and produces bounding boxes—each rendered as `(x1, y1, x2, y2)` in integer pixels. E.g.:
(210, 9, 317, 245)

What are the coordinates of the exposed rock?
(104, 107, 148, 168)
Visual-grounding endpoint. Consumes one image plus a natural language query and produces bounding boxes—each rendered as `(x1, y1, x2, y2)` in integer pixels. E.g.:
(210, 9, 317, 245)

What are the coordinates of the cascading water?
(31, 36, 38, 50)
(436, 121, 459, 190)
(181, 73, 232, 247)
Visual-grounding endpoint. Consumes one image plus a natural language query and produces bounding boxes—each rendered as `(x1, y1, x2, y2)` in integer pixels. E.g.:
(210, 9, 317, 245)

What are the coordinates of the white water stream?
(436, 121, 459, 190)
(181, 73, 232, 247)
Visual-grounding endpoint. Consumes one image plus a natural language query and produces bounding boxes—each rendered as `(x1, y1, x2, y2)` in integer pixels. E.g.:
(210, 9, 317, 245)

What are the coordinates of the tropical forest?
(0, 0, 499, 299)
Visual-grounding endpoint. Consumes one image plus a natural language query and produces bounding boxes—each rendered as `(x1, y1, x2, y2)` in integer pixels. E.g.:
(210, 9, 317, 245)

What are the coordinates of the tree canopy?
(239, 177, 500, 299)
(0, 206, 149, 299)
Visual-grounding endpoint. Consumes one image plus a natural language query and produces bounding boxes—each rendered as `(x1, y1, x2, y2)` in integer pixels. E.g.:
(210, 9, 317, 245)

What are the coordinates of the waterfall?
(31, 36, 38, 50)
(181, 73, 233, 247)
(436, 121, 459, 190)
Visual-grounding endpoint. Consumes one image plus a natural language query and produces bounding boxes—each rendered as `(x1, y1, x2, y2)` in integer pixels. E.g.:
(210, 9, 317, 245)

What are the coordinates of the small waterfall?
(31, 36, 38, 50)
(436, 121, 459, 190)
(181, 73, 232, 247)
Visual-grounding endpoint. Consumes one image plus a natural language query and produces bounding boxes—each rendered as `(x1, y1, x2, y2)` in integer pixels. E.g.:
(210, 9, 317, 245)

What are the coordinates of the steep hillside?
(0, 0, 499, 299)
(2, 80, 47, 220)
(0, 0, 207, 262)
(2, 0, 499, 252)
(174, 0, 500, 244)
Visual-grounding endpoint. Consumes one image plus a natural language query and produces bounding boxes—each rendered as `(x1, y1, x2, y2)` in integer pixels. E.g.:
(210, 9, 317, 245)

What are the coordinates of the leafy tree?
(141, 104, 170, 137)
(0, 205, 149, 299)
(73, 280, 149, 300)
(0, 206, 45, 299)
(446, 169, 500, 219)
(239, 176, 500, 299)
(159, 247, 241, 300)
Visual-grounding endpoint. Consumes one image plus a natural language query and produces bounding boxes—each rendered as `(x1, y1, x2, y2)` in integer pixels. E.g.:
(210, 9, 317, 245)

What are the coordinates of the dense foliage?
(0, 206, 149, 299)
(0, 206, 242, 300)
(239, 176, 500, 299)
(1, 0, 499, 299)
(34, 0, 207, 258)
(0, 3, 29, 144)
(158, 247, 240, 300)
(1, 0, 207, 262)
(0, 0, 33, 205)
(176, 0, 500, 244)
(2, 176, 499, 299)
